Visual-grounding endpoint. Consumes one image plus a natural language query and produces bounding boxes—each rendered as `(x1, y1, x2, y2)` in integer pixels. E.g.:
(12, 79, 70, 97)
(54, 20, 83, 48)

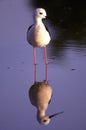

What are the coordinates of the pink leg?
(45, 64, 48, 81)
(33, 47, 36, 65)
(44, 46, 48, 65)
(34, 64, 36, 82)
(33, 47, 36, 82)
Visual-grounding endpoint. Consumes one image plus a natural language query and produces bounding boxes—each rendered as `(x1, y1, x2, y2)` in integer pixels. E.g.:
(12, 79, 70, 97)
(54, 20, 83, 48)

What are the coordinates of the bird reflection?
(28, 64, 64, 125)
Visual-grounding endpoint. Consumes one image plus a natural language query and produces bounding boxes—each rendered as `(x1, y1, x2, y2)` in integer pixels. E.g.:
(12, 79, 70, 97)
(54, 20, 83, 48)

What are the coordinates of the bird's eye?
(39, 12, 43, 15)
(43, 120, 47, 122)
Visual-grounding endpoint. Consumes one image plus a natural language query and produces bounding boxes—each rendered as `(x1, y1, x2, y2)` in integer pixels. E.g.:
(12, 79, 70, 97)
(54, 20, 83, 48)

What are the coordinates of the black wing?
(48, 94, 53, 104)
(44, 23, 51, 36)
(27, 24, 34, 32)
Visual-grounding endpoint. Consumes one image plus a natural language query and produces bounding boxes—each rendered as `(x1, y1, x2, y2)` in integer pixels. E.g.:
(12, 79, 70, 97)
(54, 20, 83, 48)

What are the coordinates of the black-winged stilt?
(27, 8, 51, 65)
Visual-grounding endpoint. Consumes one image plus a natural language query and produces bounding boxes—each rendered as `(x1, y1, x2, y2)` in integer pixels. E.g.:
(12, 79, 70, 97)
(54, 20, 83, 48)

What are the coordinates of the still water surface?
(0, 0, 86, 130)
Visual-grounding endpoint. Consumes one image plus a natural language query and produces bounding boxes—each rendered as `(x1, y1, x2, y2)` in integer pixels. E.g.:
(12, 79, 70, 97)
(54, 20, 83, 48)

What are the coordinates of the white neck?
(34, 16, 43, 25)
(37, 109, 45, 118)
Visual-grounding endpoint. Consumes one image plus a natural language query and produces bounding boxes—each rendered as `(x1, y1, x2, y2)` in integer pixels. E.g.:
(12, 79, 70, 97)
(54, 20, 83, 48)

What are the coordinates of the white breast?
(27, 24, 51, 47)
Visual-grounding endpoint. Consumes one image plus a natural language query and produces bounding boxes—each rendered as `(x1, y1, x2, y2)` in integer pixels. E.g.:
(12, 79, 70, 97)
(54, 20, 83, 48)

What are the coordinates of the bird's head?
(37, 115, 51, 125)
(34, 8, 47, 19)
(37, 111, 64, 125)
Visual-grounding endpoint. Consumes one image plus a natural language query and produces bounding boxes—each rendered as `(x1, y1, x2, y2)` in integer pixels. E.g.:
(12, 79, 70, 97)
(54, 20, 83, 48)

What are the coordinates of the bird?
(27, 8, 51, 65)
(29, 80, 64, 125)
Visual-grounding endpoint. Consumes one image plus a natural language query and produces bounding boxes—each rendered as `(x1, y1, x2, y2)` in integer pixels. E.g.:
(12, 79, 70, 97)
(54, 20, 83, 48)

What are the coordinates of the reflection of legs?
(33, 47, 36, 82)
(45, 64, 48, 81)
(34, 64, 36, 82)
(44, 47, 48, 81)
(44, 46, 48, 65)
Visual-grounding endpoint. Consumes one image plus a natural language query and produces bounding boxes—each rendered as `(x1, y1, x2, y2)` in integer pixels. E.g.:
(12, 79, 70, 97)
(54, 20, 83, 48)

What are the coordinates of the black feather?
(27, 24, 34, 31)
(44, 24, 51, 35)
(48, 94, 53, 104)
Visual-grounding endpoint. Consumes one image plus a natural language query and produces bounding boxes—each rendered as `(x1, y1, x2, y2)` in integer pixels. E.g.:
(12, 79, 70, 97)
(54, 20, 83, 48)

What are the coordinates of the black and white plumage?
(27, 8, 51, 65)
(27, 8, 50, 47)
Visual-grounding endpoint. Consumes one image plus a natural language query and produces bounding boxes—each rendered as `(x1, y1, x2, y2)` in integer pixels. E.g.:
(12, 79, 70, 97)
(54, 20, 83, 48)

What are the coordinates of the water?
(0, 0, 86, 130)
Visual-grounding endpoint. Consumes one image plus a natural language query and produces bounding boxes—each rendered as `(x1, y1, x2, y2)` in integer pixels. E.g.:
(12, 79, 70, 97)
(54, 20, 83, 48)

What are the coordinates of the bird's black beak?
(49, 111, 64, 118)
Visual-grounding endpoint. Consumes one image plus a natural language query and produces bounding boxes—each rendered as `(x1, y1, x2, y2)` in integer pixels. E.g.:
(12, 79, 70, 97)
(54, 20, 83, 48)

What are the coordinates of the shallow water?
(0, 0, 86, 130)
